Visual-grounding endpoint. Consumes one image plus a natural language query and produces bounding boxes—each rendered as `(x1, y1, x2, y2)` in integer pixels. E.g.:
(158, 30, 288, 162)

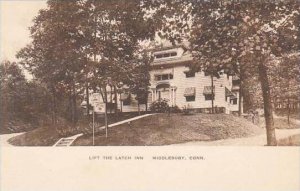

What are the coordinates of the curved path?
(0, 132, 24, 147)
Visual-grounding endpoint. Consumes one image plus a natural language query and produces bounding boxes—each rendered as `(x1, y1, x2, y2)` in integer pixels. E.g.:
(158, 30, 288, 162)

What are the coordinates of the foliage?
(0, 61, 55, 132)
(150, 99, 169, 113)
(182, 104, 193, 115)
(16, 0, 156, 124)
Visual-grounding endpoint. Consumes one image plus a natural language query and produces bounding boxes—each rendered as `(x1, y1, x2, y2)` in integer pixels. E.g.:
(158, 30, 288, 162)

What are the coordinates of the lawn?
(258, 117, 300, 129)
(274, 118, 299, 129)
(8, 113, 141, 146)
(72, 113, 263, 146)
(278, 134, 300, 146)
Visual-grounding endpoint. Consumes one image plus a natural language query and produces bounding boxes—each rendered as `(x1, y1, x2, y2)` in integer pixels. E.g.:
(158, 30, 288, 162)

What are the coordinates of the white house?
(82, 45, 241, 114)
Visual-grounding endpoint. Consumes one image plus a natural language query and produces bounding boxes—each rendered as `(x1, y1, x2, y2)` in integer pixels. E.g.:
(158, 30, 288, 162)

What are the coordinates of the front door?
(156, 83, 170, 102)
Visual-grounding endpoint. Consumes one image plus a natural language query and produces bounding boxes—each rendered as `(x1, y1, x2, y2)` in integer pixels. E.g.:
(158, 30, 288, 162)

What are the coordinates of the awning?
(120, 93, 130, 101)
(184, 87, 196, 96)
(225, 87, 237, 98)
(203, 86, 214, 95)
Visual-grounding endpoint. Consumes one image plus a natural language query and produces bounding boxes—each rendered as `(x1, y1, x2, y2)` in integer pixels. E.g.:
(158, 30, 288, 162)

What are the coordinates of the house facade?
(82, 46, 241, 114)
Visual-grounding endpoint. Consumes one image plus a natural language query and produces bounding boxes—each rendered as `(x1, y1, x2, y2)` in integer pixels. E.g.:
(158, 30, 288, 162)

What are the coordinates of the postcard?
(1, 1, 299, 190)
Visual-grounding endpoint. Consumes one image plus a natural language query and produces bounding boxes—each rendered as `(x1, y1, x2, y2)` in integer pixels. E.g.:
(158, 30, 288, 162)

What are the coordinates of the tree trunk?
(72, 92, 77, 125)
(53, 92, 57, 125)
(287, 97, 290, 125)
(211, 75, 214, 114)
(103, 86, 108, 138)
(68, 93, 73, 123)
(258, 61, 277, 146)
(109, 85, 112, 114)
(145, 91, 148, 112)
(86, 85, 90, 119)
(238, 74, 243, 116)
(114, 86, 118, 116)
(51, 87, 57, 125)
(287, 80, 291, 125)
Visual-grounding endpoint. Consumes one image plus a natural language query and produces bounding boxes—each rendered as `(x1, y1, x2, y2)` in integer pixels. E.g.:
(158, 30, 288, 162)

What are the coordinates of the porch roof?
(225, 87, 237, 98)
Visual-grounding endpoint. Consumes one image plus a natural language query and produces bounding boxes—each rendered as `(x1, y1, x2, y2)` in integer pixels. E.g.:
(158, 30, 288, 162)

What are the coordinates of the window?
(154, 74, 173, 81)
(156, 54, 163, 59)
(163, 53, 170, 57)
(232, 80, 240, 86)
(185, 71, 195, 78)
(232, 98, 238, 105)
(162, 74, 169, 80)
(155, 52, 177, 59)
(155, 75, 161, 81)
(123, 95, 131, 106)
(205, 94, 214, 101)
(186, 96, 195, 102)
(170, 52, 177, 56)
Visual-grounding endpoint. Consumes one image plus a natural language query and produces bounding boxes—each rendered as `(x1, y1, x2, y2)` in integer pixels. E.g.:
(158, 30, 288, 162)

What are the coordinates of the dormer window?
(184, 71, 195, 78)
(154, 52, 177, 59)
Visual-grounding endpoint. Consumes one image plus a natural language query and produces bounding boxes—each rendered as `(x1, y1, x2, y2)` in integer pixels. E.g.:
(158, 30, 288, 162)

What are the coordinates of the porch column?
(151, 89, 154, 102)
(172, 88, 175, 106)
(169, 88, 172, 104)
(171, 86, 176, 106)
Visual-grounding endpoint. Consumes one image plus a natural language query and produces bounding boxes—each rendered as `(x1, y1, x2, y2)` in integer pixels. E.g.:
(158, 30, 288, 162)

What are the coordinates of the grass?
(273, 118, 299, 129)
(72, 113, 263, 146)
(8, 113, 141, 146)
(8, 125, 61, 146)
(277, 134, 300, 146)
(258, 117, 300, 129)
(275, 110, 300, 120)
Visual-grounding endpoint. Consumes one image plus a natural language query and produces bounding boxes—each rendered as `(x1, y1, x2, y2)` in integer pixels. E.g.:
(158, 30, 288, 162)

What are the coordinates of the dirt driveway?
(173, 128, 300, 146)
(0, 132, 24, 147)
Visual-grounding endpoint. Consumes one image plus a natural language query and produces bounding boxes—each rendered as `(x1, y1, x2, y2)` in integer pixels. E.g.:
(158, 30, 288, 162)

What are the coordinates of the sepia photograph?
(0, 0, 299, 190)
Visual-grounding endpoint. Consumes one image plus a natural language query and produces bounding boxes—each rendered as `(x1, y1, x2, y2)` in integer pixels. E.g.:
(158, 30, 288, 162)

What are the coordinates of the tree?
(0, 61, 54, 130)
(17, 0, 88, 125)
(268, 53, 300, 124)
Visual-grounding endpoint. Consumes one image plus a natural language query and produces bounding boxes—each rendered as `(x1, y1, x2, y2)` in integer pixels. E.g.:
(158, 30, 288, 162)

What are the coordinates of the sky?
(0, 0, 47, 62)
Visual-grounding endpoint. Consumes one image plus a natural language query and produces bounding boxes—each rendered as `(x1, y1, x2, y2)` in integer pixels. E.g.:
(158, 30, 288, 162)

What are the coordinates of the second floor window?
(154, 74, 173, 81)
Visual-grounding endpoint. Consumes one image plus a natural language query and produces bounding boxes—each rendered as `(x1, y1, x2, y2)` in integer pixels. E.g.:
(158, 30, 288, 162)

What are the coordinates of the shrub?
(150, 99, 169, 113)
(182, 104, 194, 115)
(170, 105, 182, 113)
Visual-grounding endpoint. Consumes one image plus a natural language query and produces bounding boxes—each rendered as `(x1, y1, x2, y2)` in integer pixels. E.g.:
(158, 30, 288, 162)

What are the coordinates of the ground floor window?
(205, 94, 214, 101)
(186, 95, 195, 102)
(231, 98, 238, 105)
(123, 95, 131, 106)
